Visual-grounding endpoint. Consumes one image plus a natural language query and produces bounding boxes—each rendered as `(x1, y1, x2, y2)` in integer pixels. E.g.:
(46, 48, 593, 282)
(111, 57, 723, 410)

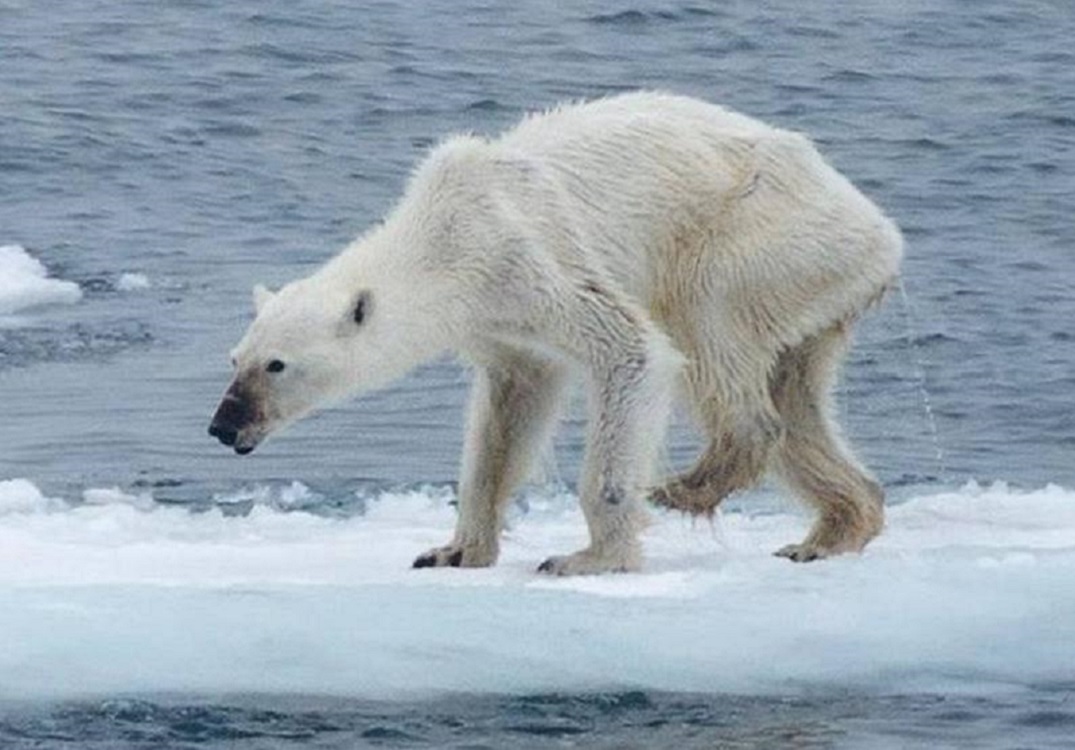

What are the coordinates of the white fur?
(223, 92, 903, 574)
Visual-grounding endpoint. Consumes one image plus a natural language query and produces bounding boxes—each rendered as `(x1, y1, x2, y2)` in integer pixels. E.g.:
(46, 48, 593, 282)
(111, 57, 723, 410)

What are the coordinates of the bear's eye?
(266, 359, 286, 374)
(353, 291, 370, 326)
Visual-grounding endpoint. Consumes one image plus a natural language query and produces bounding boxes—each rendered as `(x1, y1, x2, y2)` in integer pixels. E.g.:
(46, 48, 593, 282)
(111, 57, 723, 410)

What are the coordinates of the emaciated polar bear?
(209, 92, 903, 575)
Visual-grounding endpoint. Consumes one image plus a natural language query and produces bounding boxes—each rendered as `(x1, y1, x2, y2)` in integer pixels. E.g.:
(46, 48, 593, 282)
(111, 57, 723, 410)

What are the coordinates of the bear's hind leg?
(770, 322, 884, 562)
(650, 395, 781, 517)
(650, 335, 783, 516)
(414, 350, 568, 569)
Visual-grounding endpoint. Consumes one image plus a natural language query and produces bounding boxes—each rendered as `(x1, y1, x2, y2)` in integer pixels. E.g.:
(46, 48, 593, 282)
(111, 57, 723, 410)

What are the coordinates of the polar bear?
(209, 92, 902, 575)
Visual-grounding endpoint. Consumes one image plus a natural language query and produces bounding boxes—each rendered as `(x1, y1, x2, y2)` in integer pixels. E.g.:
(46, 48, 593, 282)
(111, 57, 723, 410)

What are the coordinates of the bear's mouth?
(231, 430, 264, 455)
(207, 419, 264, 456)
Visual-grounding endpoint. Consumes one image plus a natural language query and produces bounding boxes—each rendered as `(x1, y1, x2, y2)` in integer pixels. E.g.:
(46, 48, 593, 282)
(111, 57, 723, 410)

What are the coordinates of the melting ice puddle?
(0, 479, 1073, 699)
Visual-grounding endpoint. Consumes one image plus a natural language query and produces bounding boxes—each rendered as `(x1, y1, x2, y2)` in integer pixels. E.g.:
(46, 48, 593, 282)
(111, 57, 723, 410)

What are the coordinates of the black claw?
(774, 547, 820, 563)
(447, 550, 463, 567)
(413, 554, 436, 569)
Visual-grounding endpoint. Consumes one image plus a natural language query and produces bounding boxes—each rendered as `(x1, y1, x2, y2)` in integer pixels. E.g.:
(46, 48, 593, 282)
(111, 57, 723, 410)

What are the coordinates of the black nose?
(208, 422, 238, 447)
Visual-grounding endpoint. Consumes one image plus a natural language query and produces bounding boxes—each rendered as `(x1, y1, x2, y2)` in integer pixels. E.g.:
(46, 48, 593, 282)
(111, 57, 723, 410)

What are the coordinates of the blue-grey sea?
(2, 0, 1073, 747)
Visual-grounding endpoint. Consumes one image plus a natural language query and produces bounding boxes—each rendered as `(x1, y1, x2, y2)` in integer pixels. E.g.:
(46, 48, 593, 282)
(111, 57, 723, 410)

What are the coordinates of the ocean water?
(1, 0, 1073, 747)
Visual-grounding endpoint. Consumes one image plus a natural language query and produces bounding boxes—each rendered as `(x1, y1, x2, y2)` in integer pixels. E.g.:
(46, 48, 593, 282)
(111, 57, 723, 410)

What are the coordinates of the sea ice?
(0, 479, 1072, 698)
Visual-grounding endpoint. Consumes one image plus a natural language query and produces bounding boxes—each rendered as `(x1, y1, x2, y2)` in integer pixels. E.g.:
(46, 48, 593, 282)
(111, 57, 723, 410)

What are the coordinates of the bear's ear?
(253, 284, 275, 314)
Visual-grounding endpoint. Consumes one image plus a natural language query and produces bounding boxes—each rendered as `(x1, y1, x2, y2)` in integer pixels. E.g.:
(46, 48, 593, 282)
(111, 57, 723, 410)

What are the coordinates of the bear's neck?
(327, 223, 467, 358)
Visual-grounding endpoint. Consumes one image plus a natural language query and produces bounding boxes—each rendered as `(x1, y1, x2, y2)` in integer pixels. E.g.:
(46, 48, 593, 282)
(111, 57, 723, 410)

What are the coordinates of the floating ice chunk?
(116, 272, 151, 291)
(210, 481, 327, 511)
(82, 487, 156, 511)
(0, 478, 65, 515)
(0, 478, 1073, 699)
(0, 245, 82, 315)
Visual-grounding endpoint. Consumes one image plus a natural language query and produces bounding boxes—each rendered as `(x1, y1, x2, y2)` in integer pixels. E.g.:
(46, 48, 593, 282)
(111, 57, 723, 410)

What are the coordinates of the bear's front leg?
(414, 349, 567, 569)
(535, 484, 645, 575)
(534, 299, 680, 576)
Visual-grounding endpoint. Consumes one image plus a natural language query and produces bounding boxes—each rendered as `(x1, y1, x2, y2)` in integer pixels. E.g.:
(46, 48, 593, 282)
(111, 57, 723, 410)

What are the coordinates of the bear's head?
(208, 268, 440, 455)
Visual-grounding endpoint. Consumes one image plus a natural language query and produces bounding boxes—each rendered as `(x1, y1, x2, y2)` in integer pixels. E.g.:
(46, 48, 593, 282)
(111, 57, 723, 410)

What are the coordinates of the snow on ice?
(0, 479, 1072, 698)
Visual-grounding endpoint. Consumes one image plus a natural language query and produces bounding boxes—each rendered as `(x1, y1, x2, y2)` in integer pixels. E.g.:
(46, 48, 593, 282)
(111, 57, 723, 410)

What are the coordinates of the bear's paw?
(536, 546, 641, 576)
(773, 542, 828, 563)
(412, 542, 497, 569)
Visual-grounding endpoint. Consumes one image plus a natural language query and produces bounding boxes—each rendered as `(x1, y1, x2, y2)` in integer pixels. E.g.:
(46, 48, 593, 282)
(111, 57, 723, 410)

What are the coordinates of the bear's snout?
(208, 421, 238, 447)
(209, 387, 260, 454)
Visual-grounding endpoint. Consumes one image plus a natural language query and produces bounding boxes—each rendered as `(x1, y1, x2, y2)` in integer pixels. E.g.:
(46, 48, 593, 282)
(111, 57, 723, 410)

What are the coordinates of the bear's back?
(487, 93, 810, 297)
(495, 92, 809, 237)
(501, 92, 781, 155)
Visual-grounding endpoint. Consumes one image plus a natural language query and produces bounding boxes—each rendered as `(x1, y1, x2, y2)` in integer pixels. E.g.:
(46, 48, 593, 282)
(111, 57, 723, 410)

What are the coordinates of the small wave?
(282, 91, 322, 105)
(899, 137, 953, 152)
(825, 69, 877, 83)
(94, 51, 163, 66)
(360, 104, 439, 119)
(584, 9, 680, 25)
(200, 121, 262, 139)
(0, 321, 154, 369)
(785, 25, 841, 39)
(691, 36, 759, 56)
(681, 6, 721, 18)
(906, 331, 958, 347)
(79, 272, 152, 294)
(246, 12, 331, 31)
(240, 42, 361, 66)
(464, 98, 510, 113)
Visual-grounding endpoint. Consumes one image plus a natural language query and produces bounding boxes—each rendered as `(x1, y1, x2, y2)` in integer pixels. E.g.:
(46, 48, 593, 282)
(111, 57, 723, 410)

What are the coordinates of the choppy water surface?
(4, 689, 1075, 749)
(1, 0, 1073, 747)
